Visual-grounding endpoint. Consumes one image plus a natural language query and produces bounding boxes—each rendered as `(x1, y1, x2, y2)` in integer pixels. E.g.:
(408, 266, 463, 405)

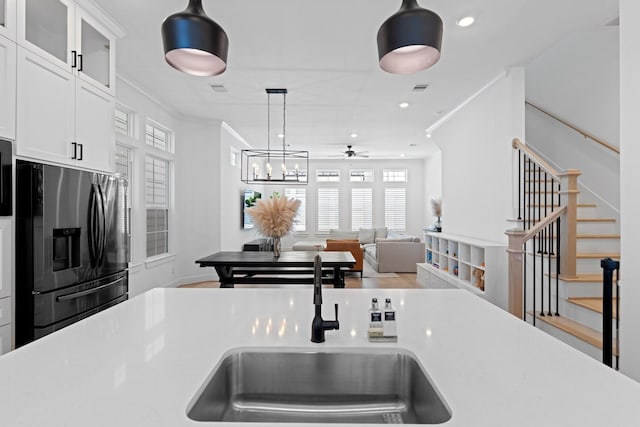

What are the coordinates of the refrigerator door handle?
(56, 277, 125, 302)
(97, 184, 107, 265)
(89, 183, 104, 267)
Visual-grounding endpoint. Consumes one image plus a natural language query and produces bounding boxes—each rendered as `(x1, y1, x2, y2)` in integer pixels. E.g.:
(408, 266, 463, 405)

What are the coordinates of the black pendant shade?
(377, 0, 443, 74)
(161, 0, 228, 76)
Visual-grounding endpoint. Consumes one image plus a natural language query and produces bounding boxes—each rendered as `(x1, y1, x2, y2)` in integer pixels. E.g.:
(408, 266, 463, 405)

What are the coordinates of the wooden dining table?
(195, 251, 356, 288)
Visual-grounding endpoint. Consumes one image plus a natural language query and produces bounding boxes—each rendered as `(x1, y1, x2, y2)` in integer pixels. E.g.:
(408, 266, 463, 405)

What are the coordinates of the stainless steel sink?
(187, 348, 451, 424)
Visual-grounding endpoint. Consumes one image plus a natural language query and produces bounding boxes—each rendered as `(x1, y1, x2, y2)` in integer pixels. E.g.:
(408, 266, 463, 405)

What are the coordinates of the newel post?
(506, 228, 527, 319)
(558, 170, 581, 279)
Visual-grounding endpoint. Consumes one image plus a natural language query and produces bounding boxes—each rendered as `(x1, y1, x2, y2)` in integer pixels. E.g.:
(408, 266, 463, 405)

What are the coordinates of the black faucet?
(311, 254, 339, 343)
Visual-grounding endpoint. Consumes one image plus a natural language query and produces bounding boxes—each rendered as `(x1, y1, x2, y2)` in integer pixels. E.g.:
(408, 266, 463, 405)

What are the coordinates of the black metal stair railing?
(601, 258, 620, 370)
(515, 145, 563, 325)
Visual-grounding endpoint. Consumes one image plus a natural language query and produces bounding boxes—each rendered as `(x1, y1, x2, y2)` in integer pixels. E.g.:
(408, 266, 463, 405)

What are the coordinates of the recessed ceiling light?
(399, 102, 410, 109)
(457, 16, 475, 27)
(277, 133, 284, 139)
(350, 133, 358, 139)
(399, 153, 406, 157)
(426, 133, 432, 138)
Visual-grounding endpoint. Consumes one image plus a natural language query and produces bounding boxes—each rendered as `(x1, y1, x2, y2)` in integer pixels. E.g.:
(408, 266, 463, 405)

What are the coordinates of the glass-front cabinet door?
(0, 0, 16, 39)
(0, 0, 5, 30)
(20, 0, 74, 70)
(76, 10, 114, 95)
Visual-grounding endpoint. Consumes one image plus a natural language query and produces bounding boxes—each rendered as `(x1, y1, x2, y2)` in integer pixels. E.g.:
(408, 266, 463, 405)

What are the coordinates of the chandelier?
(241, 89, 309, 185)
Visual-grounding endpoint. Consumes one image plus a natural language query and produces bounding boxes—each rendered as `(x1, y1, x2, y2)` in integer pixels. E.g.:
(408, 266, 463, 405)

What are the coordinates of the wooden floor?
(180, 272, 421, 289)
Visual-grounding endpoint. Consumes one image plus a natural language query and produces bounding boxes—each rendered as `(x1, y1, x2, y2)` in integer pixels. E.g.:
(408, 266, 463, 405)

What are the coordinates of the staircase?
(508, 138, 620, 366)
(529, 196, 619, 362)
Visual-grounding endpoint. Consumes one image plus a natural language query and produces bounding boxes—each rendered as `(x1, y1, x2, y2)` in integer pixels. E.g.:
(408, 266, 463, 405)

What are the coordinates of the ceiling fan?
(330, 145, 370, 159)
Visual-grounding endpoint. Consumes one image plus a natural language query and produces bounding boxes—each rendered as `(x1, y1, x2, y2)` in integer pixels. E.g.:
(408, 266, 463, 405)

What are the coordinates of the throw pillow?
(374, 227, 388, 240)
(376, 237, 415, 243)
(330, 229, 359, 240)
(358, 228, 375, 244)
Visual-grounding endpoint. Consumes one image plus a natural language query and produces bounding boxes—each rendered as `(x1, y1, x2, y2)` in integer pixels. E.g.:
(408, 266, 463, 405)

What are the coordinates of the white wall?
(525, 28, 620, 209)
(424, 151, 442, 226)
(115, 77, 182, 297)
(116, 77, 225, 294)
(433, 70, 525, 243)
(219, 123, 261, 251)
(174, 119, 223, 286)
(619, 0, 640, 381)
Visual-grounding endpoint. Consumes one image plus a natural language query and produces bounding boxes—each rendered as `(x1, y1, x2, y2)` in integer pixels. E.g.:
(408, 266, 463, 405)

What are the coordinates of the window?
(385, 188, 406, 231)
(114, 105, 133, 136)
(317, 188, 339, 232)
(116, 145, 133, 262)
(383, 169, 408, 182)
(351, 188, 373, 230)
(115, 144, 132, 180)
(285, 188, 306, 232)
(146, 120, 171, 152)
(285, 169, 307, 182)
(316, 169, 340, 182)
(146, 156, 169, 257)
(230, 147, 240, 167)
(350, 169, 374, 182)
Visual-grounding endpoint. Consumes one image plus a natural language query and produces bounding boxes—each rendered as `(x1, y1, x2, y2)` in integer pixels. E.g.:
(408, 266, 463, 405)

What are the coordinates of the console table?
(195, 251, 356, 288)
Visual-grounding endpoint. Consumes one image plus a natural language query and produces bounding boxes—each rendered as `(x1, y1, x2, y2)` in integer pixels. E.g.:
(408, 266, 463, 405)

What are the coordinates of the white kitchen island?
(0, 288, 639, 426)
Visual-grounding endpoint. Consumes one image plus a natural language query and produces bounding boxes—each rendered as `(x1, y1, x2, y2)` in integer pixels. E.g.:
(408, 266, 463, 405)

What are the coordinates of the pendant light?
(377, 0, 443, 74)
(241, 89, 309, 185)
(161, 0, 228, 76)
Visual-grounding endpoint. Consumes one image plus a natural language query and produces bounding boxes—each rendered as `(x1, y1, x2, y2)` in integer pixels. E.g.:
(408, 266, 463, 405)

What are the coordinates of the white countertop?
(1, 288, 639, 426)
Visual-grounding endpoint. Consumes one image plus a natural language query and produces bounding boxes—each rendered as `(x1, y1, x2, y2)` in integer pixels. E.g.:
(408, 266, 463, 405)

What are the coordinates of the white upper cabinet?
(17, 0, 115, 95)
(75, 78, 115, 172)
(0, 0, 16, 40)
(16, 46, 75, 165)
(75, 8, 113, 94)
(18, 0, 73, 71)
(0, 35, 16, 140)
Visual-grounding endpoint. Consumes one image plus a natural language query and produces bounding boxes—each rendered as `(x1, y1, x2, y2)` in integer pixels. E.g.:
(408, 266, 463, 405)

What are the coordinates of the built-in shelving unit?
(418, 231, 508, 310)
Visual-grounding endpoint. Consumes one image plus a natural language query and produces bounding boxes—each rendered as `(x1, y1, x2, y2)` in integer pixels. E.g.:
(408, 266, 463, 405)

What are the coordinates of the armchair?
(325, 239, 364, 278)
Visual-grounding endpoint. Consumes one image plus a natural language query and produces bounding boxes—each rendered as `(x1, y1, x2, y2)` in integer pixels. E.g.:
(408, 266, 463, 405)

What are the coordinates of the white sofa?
(363, 232, 425, 273)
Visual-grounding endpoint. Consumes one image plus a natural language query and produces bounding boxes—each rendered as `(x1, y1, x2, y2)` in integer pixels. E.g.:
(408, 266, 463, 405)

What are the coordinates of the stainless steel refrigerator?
(15, 160, 129, 346)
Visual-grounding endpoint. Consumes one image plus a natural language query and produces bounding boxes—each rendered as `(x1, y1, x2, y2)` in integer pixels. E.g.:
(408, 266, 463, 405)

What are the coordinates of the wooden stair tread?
(577, 252, 620, 259)
(527, 252, 619, 259)
(509, 217, 616, 223)
(569, 297, 618, 318)
(525, 204, 596, 208)
(577, 234, 620, 239)
(551, 273, 620, 283)
(533, 234, 620, 240)
(532, 312, 618, 355)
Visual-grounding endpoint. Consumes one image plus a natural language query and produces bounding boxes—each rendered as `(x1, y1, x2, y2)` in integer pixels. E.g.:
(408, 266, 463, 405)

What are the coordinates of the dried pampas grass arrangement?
(245, 195, 301, 238)
(431, 197, 442, 218)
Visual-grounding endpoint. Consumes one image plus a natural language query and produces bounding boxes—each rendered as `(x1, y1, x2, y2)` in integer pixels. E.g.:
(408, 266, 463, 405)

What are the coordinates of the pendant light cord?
(282, 92, 286, 166)
(267, 92, 271, 165)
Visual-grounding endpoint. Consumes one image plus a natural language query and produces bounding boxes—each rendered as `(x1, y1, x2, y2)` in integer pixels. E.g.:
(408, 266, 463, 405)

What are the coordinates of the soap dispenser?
(383, 298, 397, 338)
(368, 298, 383, 337)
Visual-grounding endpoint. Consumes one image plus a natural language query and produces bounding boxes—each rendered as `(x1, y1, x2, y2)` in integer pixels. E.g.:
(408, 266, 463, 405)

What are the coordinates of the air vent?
(412, 84, 430, 92)
(210, 84, 228, 93)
